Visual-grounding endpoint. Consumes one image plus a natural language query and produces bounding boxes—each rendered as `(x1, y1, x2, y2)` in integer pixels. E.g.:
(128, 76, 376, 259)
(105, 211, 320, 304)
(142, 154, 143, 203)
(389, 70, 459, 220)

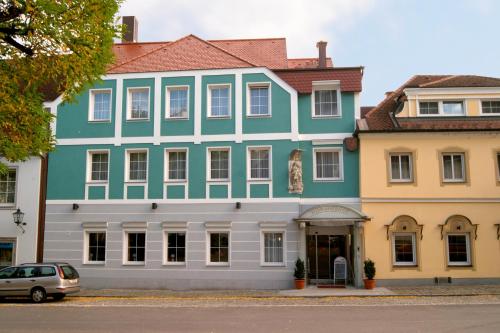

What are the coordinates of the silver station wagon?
(0, 262, 80, 302)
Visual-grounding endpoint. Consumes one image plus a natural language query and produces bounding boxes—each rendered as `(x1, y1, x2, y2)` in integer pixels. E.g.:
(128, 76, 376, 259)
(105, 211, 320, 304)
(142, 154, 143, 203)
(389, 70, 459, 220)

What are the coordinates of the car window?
(0, 267, 17, 279)
(60, 265, 79, 279)
(40, 266, 56, 277)
(16, 266, 36, 278)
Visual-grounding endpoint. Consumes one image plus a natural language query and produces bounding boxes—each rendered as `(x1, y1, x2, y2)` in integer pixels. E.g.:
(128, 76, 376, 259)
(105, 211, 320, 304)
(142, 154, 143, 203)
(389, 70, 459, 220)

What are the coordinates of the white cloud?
(118, 0, 375, 57)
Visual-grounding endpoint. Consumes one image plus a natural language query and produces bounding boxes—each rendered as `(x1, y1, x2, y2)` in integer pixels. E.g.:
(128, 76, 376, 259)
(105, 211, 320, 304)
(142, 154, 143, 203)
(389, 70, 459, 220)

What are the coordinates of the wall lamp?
(235, 202, 241, 209)
(152, 203, 158, 210)
(73, 203, 79, 210)
(13, 208, 26, 233)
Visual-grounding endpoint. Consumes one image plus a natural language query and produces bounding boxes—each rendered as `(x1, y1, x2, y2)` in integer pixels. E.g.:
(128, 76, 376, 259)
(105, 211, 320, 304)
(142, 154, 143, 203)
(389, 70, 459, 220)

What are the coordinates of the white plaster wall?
(0, 157, 42, 264)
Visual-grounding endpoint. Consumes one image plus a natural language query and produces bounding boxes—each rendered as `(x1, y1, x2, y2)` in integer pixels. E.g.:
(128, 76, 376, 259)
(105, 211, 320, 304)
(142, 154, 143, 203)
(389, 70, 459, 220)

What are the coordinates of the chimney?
(316, 41, 327, 68)
(122, 16, 138, 43)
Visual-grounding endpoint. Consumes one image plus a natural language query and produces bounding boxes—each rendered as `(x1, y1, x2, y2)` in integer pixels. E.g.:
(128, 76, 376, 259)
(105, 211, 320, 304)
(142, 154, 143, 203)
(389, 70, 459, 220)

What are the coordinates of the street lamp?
(13, 208, 26, 233)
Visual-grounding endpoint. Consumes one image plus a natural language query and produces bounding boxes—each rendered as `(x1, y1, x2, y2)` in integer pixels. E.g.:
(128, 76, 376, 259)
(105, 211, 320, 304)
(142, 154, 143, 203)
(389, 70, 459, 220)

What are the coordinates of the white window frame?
(162, 229, 187, 266)
(389, 153, 413, 183)
(0, 167, 17, 207)
(311, 81, 342, 118)
(246, 82, 272, 117)
(392, 232, 416, 266)
(86, 149, 110, 183)
(83, 229, 107, 265)
(206, 230, 231, 266)
(446, 233, 471, 266)
(260, 230, 286, 267)
(124, 149, 148, 183)
(207, 83, 232, 118)
(88, 89, 112, 122)
(417, 100, 466, 117)
(441, 152, 465, 183)
(207, 147, 231, 182)
(122, 229, 147, 265)
(165, 85, 190, 119)
(479, 99, 500, 116)
(247, 146, 272, 181)
(126, 87, 150, 121)
(313, 147, 344, 182)
(164, 148, 189, 183)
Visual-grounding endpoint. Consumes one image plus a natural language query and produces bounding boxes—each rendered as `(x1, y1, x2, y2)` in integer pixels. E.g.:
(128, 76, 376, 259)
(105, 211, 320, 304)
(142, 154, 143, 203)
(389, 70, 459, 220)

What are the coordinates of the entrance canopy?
(295, 204, 370, 226)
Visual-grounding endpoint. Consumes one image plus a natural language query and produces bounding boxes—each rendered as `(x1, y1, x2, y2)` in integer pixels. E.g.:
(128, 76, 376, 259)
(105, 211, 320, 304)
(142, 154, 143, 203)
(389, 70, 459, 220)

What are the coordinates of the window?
(249, 147, 271, 180)
(263, 232, 284, 265)
(314, 149, 342, 181)
(208, 232, 229, 264)
(87, 232, 106, 263)
(314, 90, 339, 116)
(127, 151, 147, 182)
(496, 152, 500, 181)
(88, 151, 109, 182)
(166, 150, 187, 181)
(248, 84, 270, 116)
(0, 169, 16, 205)
(481, 100, 500, 114)
(209, 149, 230, 181)
(166, 232, 186, 263)
(0, 267, 16, 279)
(90, 90, 112, 121)
(418, 101, 465, 116)
(447, 234, 471, 266)
(392, 233, 416, 265)
(128, 88, 149, 120)
(442, 153, 465, 182)
(126, 232, 145, 263)
(0, 240, 16, 268)
(208, 85, 230, 117)
(442, 101, 464, 115)
(390, 153, 412, 182)
(419, 101, 439, 115)
(166, 86, 189, 119)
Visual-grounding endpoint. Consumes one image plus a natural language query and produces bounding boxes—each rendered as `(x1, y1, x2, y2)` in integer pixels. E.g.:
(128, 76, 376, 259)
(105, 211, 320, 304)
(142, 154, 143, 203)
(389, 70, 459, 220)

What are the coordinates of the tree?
(0, 0, 122, 172)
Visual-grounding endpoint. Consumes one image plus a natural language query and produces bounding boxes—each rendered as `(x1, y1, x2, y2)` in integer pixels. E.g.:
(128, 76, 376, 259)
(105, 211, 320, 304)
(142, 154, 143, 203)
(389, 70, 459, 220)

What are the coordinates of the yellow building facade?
(358, 75, 500, 285)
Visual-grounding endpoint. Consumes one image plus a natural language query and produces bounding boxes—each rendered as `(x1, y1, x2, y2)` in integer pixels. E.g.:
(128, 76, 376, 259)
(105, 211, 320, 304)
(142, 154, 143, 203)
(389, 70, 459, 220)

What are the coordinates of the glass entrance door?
(307, 234, 347, 283)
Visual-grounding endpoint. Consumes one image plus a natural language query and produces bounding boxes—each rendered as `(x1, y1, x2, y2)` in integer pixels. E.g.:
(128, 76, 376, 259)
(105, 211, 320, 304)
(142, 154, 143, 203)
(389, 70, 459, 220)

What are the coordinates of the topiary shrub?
(364, 259, 376, 280)
(294, 258, 305, 280)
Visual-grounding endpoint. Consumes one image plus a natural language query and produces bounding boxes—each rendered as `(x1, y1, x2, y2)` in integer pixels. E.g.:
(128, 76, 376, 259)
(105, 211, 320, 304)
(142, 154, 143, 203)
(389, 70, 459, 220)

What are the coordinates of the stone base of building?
(375, 278, 500, 286)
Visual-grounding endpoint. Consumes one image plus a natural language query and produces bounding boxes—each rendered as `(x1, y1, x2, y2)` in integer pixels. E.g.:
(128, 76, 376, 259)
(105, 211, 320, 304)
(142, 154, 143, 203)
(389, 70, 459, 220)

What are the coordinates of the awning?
(294, 204, 370, 225)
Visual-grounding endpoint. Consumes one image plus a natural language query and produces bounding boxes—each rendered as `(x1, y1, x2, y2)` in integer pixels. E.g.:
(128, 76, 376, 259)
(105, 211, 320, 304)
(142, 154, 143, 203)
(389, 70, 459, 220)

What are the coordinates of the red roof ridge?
(418, 75, 455, 87)
(189, 34, 258, 67)
(274, 66, 363, 72)
(114, 41, 171, 46)
(208, 37, 286, 42)
(111, 42, 169, 68)
(109, 34, 256, 72)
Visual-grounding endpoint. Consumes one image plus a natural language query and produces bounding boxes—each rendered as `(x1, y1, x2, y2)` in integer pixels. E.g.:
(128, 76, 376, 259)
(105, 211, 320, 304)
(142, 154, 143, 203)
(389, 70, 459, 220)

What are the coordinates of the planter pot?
(364, 279, 376, 290)
(295, 279, 305, 289)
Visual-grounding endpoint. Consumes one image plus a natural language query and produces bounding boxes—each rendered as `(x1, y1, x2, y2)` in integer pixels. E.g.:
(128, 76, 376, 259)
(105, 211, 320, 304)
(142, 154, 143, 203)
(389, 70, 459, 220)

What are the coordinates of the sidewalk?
(72, 284, 500, 298)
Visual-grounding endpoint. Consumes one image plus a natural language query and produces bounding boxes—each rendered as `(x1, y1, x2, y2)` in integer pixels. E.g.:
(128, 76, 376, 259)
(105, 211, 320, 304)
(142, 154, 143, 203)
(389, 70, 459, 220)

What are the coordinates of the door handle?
(30, 279, 36, 282)
(5, 281, 11, 283)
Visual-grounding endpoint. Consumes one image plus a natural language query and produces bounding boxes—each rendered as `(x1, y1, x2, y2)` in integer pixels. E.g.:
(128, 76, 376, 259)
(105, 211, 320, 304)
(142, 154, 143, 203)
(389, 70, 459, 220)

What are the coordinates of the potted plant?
(294, 258, 305, 289)
(363, 259, 376, 289)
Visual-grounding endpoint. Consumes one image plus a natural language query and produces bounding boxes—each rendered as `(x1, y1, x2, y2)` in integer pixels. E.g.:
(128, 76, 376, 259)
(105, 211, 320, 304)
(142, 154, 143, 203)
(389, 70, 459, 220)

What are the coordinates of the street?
(1, 296, 500, 332)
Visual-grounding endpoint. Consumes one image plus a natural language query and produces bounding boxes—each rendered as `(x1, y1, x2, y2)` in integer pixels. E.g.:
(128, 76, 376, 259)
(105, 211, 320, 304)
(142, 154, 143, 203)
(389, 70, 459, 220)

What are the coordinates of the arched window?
(440, 215, 477, 267)
(385, 216, 423, 267)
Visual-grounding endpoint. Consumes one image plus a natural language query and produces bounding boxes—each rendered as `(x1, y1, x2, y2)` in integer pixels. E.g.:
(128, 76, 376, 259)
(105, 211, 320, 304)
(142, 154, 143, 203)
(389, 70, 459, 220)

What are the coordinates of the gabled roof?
(359, 75, 500, 132)
(209, 38, 288, 69)
(109, 35, 255, 74)
(274, 67, 363, 93)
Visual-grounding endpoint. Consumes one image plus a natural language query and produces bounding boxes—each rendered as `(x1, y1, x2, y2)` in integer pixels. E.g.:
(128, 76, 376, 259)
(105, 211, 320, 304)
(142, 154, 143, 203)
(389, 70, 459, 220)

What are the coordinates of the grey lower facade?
(43, 201, 367, 290)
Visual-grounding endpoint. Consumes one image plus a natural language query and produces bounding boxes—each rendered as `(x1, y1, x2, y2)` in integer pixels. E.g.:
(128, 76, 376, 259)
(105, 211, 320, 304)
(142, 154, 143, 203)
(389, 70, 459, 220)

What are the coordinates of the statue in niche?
(288, 149, 303, 194)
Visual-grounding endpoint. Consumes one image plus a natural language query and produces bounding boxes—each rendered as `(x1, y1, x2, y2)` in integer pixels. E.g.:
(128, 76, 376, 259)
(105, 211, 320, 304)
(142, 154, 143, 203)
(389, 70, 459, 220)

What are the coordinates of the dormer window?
(418, 101, 465, 116)
(311, 81, 341, 118)
(481, 100, 500, 115)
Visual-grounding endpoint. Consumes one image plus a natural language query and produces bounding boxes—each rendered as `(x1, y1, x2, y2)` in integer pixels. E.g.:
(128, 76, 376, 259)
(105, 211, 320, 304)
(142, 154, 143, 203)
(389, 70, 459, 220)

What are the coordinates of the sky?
(118, 0, 500, 106)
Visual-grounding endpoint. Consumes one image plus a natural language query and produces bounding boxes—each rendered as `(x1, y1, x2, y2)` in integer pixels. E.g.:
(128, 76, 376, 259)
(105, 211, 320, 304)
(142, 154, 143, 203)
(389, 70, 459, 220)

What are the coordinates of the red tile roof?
(287, 58, 333, 69)
(209, 38, 288, 69)
(109, 35, 255, 74)
(360, 75, 500, 132)
(112, 42, 170, 68)
(274, 68, 363, 93)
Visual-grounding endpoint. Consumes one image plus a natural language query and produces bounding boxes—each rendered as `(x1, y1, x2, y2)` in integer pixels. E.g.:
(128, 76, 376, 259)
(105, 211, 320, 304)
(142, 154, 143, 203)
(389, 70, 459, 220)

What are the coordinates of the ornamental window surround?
(385, 215, 423, 268)
(439, 215, 477, 267)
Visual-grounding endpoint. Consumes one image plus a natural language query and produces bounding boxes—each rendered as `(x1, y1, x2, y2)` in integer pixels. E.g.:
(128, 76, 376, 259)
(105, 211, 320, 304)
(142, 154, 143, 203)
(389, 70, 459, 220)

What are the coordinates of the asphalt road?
(1, 301, 499, 332)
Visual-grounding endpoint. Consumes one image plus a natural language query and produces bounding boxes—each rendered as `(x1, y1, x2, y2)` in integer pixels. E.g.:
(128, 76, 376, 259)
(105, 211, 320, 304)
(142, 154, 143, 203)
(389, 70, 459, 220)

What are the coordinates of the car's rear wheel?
(30, 288, 47, 303)
(53, 293, 65, 301)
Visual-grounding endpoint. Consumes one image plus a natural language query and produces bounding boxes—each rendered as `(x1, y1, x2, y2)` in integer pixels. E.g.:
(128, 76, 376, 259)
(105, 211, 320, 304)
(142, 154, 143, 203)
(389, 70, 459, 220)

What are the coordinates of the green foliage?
(0, 0, 122, 171)
(294, 258, 305, 279)
(364, 259, 376, 280)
